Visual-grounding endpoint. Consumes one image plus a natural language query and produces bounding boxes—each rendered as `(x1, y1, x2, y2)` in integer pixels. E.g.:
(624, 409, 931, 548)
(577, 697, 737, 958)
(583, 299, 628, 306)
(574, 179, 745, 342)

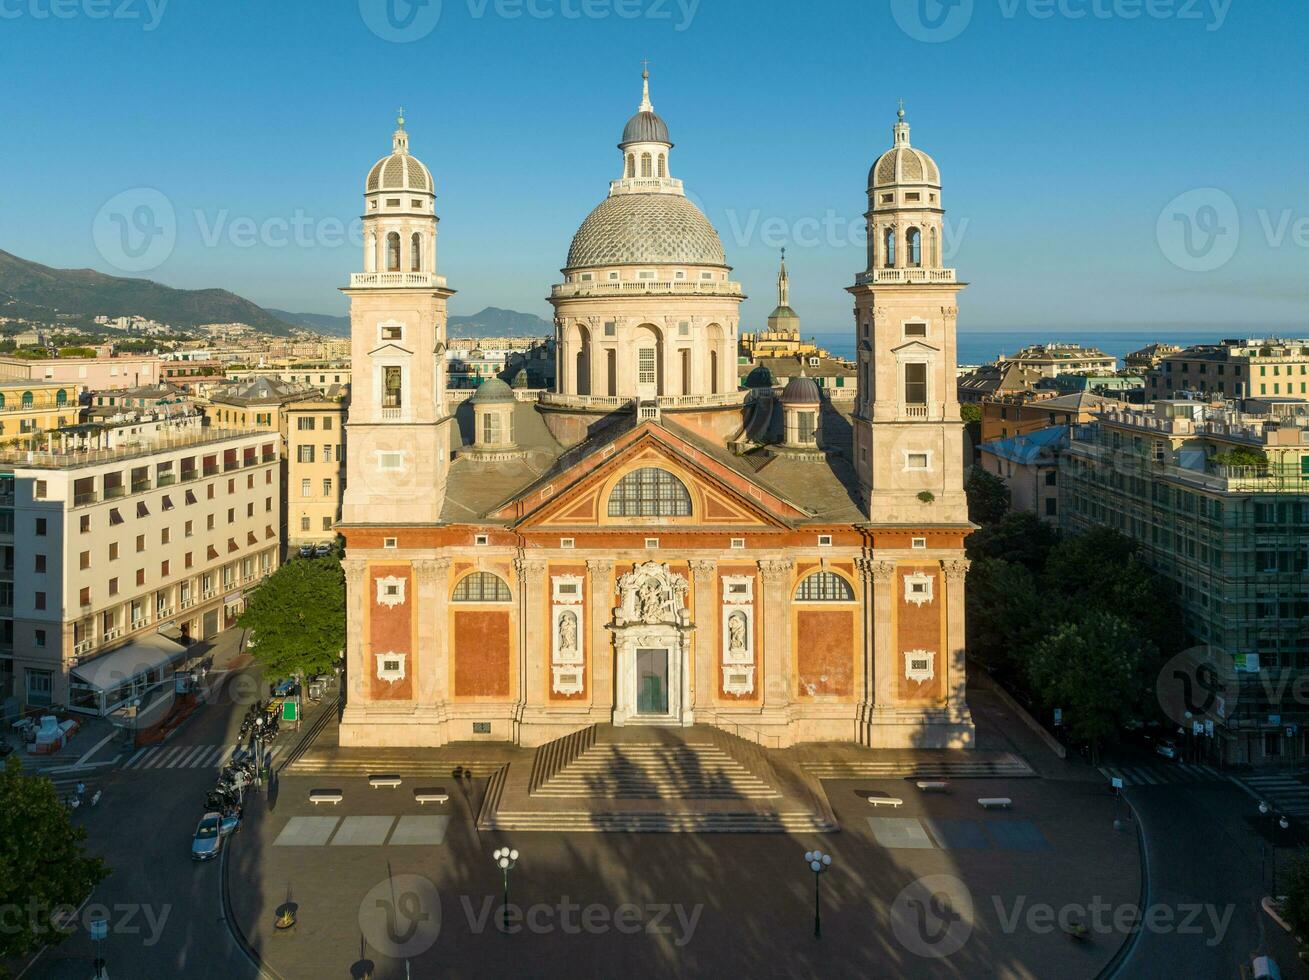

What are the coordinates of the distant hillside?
(449, 307, 552, 339)
(0, 250, 297, 335)
(264, 309, 351, 337)
(269, 305, 553, 340)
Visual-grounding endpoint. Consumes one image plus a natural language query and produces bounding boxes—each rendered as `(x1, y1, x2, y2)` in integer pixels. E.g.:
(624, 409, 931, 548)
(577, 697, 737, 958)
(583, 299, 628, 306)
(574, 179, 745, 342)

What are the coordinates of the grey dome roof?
(470, 378, 515, 405)
(566, 193, 726, 269)
(781, 375, 821, 405)
(621, 110, 670, 147)
(743, 364, 777, 389)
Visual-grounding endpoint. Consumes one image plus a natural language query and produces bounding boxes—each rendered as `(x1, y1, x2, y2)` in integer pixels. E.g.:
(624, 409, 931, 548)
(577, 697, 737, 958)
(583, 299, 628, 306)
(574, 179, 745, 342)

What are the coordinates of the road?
(23, 662, 268, 980)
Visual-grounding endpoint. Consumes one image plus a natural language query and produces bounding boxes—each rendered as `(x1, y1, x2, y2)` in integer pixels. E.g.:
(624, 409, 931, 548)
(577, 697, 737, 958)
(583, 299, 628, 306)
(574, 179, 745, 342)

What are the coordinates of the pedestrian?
(76, 780, 85, 798)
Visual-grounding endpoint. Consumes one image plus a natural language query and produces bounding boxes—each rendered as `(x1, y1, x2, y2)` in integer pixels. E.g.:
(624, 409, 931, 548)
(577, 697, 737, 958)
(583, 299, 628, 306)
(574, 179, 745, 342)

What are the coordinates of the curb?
(976, 669, 1066, 759)
(220, 818, 284, 980)
(1096, 792, 1149, 979)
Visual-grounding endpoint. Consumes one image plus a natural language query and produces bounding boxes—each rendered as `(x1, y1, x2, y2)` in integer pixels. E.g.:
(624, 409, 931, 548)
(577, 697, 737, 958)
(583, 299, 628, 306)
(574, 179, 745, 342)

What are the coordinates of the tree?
(237, 557, 345, 680)
(959, 404, 982, 425)
(965, 511, 1060, 572)
(965, 465, 1010, 526)
(965, 557, 1045, 677)
(0, 758, 109, 966)
(1282, 850, 1309, 931)
(1024, 612, 1158, 763)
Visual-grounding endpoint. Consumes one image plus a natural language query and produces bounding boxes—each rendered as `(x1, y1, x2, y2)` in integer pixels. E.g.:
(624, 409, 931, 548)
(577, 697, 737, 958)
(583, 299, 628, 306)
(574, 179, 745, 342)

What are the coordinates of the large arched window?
(607, 467, 692, 518)
(657, 154, 666, 177)
(795, 572, 854, 602)
(410, 233, 422, 272)
(55, 389, 68, 406)
(641, 153, 652, 178)
(906, 227, 922, 267)
(386, 232, 401, 272)
(21, 391, 33, 409)
(452, 571, 512, 602)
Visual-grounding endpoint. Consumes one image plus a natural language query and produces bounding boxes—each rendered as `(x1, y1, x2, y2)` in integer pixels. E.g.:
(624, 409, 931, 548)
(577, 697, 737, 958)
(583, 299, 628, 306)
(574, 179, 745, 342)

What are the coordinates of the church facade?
(337, 78, 975, 750)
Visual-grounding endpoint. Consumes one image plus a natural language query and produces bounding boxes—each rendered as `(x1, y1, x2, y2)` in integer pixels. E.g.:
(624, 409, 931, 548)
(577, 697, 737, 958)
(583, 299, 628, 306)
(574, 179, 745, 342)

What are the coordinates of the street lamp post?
(1274, 815, 1290, 895)
(493, 846, 519, 932)
(804, 849, 832, 939)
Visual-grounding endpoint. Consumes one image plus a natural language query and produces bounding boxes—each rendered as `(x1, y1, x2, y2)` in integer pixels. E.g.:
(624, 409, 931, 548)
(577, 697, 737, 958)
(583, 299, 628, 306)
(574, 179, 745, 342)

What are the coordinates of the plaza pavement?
(227, 746, 1140, 979)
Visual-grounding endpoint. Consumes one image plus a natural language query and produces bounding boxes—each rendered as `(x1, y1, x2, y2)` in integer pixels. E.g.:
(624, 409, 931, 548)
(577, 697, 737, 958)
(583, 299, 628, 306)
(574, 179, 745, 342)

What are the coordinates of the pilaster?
(758, 558, 794, 711)
(586, 558, 615, 715)
(689, 559, 717, 711)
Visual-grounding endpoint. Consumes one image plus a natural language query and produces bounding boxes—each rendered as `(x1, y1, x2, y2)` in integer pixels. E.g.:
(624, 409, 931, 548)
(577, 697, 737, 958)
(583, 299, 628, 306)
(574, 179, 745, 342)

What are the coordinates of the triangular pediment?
(366, 342, 414, 357)
(891, 339, 940, 355)
(491, 422, 810, 529)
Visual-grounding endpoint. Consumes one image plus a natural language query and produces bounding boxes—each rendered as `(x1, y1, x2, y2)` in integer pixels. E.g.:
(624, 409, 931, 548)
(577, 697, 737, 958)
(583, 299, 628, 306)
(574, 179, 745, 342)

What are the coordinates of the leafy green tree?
(965, 511, 1060, 572)
(56, 346, 96, 358)
(0, 758, 109, 968)
(1024, 612, 1157, 763)
(959, 404, 982, 425)
(965, 465, 1010, 525)
(965, 557, 1045, 677)
(237, 557, 345, 680)
(1282, 850, 1309, 929)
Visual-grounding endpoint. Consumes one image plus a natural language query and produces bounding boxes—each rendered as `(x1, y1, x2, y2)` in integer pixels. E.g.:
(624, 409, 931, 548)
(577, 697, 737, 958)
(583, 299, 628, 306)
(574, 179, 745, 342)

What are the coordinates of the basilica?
(337, 73, 974, 750)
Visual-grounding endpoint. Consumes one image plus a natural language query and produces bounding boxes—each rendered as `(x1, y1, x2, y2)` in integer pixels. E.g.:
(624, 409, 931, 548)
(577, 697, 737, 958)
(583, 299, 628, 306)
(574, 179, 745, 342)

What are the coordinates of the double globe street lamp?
(804, 849, 833, 938)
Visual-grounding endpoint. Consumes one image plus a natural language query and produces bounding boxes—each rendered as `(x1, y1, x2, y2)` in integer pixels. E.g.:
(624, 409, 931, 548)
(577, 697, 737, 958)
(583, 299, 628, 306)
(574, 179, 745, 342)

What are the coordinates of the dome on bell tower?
(619, 68, 671, 148)
(867, 104, 940, 192)
(366, 110, 435, 194)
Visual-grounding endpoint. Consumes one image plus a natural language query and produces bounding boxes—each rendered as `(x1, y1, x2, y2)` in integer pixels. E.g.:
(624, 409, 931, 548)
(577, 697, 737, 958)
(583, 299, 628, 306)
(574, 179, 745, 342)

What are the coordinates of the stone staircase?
(534, 739, 781, 800)
(801, 751, 1034, 780)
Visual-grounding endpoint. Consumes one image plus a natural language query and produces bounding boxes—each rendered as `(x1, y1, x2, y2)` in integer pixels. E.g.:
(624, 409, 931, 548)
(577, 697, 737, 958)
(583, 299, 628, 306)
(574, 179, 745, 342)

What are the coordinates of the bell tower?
(342, 112, 455, 525)
(848, 105, 967, 526)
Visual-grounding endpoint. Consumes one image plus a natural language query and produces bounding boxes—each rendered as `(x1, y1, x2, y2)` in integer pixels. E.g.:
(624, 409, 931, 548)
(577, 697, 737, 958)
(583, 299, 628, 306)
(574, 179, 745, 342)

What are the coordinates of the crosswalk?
(1097, 763, 1228, 787)
(123, 743, 283, 771)
(1234, 771, 1309, 818)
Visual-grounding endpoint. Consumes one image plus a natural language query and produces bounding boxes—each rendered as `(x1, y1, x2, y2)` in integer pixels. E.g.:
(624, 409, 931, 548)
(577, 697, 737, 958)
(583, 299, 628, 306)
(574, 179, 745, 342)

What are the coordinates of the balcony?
(349, 272, 447, 289)
(74, 492, 98, 506)
(103, 627, 122, 642)
(609, 176, 684, 195)
(156, 607, 174, 619)
(180, 469, 198, 482)
(855, 267, 958, 286)
(380, 407, 403, 421)
(104, 485, 126, 499)
(203, 465, 220, 477)
(74, 638, 96, 656)
(156, 473, 176, 487)
(180, 597, 196, 610)
(551, 278, 743, 300)
(130, 480, 151, 494)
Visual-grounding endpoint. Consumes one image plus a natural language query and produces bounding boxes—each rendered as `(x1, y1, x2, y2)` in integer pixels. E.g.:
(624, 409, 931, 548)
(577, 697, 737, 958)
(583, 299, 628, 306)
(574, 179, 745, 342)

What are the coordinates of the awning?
(70, 633, 190, 692)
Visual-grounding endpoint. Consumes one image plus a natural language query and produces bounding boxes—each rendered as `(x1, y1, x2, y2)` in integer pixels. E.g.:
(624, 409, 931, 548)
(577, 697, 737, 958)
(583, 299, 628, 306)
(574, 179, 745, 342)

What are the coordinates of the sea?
(808, 328, 1265, 368)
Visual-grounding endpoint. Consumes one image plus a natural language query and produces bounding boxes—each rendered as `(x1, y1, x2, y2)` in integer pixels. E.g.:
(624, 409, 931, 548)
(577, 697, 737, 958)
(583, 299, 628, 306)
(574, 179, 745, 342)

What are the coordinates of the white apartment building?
(0, 428, 281, 714)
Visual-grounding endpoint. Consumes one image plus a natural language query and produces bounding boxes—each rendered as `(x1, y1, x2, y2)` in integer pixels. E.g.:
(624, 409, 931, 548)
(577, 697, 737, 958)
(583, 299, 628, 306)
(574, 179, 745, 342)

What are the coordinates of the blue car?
(191, 812, 223, 862)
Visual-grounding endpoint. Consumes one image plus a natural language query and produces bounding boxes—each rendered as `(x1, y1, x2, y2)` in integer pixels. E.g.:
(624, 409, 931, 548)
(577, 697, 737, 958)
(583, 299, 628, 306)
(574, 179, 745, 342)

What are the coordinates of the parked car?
(191, 812, 224, 861)
(314, 542, 332, 558)
(1155, 739, 1178, 760)
(219, 809, 242, 837)
(298, 545, 314, 558)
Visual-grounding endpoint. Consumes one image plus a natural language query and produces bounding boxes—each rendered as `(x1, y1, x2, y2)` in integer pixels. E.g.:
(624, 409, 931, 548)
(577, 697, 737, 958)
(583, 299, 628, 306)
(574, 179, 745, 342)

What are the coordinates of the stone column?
(689, 559, 717, 712)
(758, 559, 794, 710)
(870, 560, 898, 708)
(855, 557, 877, 723)
(341, 558, 369, 706)
(941, 558, 970, 710)
(515, 558, 548, 709)
(586, 558, 615, 715)
(412, 557, 451, 705)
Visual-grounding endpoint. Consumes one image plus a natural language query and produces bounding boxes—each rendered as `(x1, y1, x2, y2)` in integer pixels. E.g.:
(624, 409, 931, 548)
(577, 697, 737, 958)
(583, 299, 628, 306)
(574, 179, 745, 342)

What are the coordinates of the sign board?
(1111, 777, 1123, 790)
(1053, 708, 1063, 726)
(282, 700, 298, 722)
(89, 919, 108, 942)
(1289, 727, 1299, 739)
(1193, 721, 1204, 736)
(1270, 714, 1282, 726)
(1204, 719, 1215, 737)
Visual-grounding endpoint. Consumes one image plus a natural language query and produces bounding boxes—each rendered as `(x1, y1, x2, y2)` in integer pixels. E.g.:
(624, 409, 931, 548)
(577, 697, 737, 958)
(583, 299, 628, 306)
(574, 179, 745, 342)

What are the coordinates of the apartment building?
(980, 389, 1120, 443)
(285, 393, 347, 548)
(0, 354, 162, 389)
(0, 427, 281, 713)
(977, 425, 1067, 523)
(204, 375, 313, 431)
(226, 363, 352, 393)
(996, 343, 1117, 378)
(1146, 338, 1309, 399)
(0, 380, 82, 444)
(1060, 399, 1309, 766)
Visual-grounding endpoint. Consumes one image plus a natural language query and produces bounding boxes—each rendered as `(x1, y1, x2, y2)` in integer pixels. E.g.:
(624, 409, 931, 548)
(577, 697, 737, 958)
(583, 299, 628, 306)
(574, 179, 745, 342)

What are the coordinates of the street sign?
(1111, 777, 1123, 790)
(1204, 720, 1215, 737)
(89, 919, 108, 942)
(1053, 708, 1063, 726)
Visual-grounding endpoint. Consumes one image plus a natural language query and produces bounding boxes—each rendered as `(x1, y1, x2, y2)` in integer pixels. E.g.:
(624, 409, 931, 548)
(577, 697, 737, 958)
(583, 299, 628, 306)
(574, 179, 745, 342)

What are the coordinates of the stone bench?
(369, 775, 402, 789)
(916, 781, 950, 792)
(977, 797, 1012, 810)
(414, 788, 449, 805)
(867, 796, 903, 808)
(309, 790, 343, 805)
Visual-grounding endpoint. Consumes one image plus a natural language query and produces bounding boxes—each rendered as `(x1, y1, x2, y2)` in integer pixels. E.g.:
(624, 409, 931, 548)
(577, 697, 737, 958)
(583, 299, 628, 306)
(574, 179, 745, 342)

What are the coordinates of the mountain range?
(0, 250, 552, 341)
(0, 250, 297, 335)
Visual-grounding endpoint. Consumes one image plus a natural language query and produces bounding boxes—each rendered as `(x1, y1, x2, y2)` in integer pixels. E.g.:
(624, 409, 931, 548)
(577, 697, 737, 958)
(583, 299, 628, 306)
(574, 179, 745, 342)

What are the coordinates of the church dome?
(566, 193, 726, 270)
(366, 113, 433, 194)
(867, 107, 940, 190)
(621, 110, 670, 148)
(470, 377, 515, 405)
(781, 375, 821, 405)
(744, 364, 777, 389)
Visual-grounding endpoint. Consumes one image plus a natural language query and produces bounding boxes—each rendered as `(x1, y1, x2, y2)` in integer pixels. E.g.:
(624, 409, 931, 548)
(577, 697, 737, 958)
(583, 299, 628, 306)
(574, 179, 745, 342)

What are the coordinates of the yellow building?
(285, 392, 348, 547)
(0, 380, 81, 444)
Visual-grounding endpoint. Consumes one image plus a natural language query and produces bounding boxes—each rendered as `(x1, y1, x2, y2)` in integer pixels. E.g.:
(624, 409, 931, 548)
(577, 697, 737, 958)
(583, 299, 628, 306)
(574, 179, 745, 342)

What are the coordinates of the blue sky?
(1, 0, 1305, 334)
